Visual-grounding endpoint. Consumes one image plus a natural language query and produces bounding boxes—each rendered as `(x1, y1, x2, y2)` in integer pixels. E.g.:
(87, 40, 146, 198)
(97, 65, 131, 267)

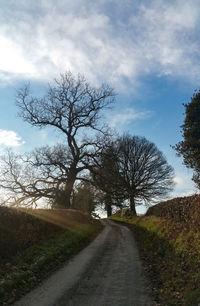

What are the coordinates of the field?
(0, 207, 102, 305)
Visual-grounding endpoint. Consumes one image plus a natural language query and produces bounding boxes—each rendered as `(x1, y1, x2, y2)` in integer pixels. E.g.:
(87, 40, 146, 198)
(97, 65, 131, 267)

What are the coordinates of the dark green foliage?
(184, 289, 200, 306)
(91, 141, 125, 216)
(175, 91, 200, 188)
(73, 181, 97, 215)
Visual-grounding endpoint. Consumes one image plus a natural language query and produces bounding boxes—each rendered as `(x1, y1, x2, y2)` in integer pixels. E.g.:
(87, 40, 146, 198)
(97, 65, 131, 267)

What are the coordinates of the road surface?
(14, 220, 153, 306)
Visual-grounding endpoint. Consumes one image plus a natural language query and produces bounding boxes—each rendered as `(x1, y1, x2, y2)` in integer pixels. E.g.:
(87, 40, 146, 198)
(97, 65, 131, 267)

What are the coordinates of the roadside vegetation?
(111, 195, 200, 306)
(0, 207, 102, 305)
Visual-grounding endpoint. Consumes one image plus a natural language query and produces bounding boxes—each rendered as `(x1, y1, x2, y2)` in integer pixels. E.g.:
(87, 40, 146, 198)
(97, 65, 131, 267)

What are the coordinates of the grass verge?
(110, 215, 200, 306)
(0, 221, 102, 305)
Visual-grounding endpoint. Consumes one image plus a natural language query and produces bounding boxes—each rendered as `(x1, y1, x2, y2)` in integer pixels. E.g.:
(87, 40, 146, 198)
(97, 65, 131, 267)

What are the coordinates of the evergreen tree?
(174, 90, 200, 188)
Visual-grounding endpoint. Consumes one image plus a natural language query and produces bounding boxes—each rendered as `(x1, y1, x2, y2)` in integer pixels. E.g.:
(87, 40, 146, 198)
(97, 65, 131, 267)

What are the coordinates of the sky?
(0, 0, 200, 213)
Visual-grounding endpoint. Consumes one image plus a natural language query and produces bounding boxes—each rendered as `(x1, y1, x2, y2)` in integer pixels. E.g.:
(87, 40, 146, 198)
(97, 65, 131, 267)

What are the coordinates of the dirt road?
(14, 220, 153, 306)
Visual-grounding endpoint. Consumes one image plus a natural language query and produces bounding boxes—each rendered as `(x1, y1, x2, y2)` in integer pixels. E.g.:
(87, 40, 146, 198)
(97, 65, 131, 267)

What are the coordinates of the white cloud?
(110, 108, 153, 127)
(172, 173, 197, 198)
(130, 1, 200, 79)
(0, 36, 36, 76)
(173, 175, 184, 186)
(0, 130, 25, 147)
(0, 0, 200, 87)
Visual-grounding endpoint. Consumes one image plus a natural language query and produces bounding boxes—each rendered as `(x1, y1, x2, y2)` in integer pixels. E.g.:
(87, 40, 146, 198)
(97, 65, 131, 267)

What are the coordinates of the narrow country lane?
(14, 220, 153, 306)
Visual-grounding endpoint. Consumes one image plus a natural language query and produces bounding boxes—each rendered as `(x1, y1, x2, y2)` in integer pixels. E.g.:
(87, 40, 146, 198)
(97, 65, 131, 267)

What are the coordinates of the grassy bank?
(0, 208, 102, 305)
(110, 215, 200, 306)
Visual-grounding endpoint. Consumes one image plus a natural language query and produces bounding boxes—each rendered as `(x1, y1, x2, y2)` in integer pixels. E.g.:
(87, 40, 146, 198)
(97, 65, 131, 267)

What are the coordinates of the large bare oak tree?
(117, 135, 175, 214)
(0, 72, 115, 207)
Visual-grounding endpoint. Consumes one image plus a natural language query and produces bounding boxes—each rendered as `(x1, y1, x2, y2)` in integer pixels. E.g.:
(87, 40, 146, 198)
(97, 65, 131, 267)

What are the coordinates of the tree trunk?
(105, 194, 112, 217)
(130, 195, 137, 216)
(52, 189, 71, 208)
(64, 191, 72, 208)
(64, 175, 76, 207)
(105, 203, 112, 217)
(52, 174, 76, 208)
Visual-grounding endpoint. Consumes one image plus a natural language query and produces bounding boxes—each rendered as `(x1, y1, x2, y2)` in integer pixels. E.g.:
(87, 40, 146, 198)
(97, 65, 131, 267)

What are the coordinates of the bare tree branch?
(1, 72, 115, 208)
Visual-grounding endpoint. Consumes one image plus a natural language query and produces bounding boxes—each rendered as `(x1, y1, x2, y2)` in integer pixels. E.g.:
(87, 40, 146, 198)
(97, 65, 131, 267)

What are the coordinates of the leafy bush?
(146, 195, 200, 231)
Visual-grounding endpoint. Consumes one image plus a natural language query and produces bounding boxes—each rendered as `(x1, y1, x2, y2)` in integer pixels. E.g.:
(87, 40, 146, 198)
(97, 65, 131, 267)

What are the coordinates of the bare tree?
(0, 146, 71, 207)
(117, 135, 175, 215)
(0, 72, 115, 207)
